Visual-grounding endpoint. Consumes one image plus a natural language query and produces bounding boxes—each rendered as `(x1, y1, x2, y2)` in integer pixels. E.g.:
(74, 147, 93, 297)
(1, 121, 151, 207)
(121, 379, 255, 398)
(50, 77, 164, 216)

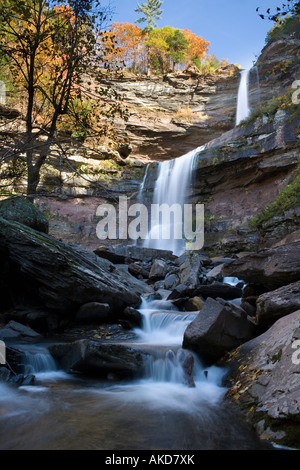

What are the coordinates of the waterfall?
(142, 145, 205, 255)
(137, 163, 150, 201)
(236, 68, 250, 125)
(134, 297, 216, 387)
(20, 345, 58, 375)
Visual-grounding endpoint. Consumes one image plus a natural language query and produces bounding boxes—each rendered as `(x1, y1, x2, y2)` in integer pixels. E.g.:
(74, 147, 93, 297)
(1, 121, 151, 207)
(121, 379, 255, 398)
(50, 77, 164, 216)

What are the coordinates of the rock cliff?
(99, 64, 241, 161)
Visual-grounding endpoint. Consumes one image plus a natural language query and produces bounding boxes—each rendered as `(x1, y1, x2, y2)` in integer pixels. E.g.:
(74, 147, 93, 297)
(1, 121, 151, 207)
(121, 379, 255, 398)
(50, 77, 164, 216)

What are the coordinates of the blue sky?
(106, 0, 283, 69)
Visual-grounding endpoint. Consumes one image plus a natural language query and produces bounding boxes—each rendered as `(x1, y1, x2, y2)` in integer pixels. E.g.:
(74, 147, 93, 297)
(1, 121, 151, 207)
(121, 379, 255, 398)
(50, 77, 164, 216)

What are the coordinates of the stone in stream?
(182, 353, 195, 388)
(183, 298, 257, 365)
(48, 340, 151, 379)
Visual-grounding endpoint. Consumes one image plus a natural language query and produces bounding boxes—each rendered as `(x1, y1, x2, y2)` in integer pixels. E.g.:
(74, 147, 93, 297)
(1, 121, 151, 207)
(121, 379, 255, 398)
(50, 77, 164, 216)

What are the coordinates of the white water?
(142, 145, 205, 255)
(236, 69, 250, 125)
(137, 162, 150, 201)
(0, 297, 272, 449)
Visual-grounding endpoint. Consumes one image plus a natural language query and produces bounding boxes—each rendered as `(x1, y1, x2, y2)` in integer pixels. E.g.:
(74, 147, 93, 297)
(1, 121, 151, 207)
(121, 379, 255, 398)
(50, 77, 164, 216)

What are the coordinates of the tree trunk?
(26, 165, 40, 202)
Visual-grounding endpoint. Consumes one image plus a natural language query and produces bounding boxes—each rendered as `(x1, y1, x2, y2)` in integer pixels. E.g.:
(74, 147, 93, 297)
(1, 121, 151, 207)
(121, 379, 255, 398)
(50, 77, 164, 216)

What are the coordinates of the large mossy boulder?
(0, 197, 49, 233)
(0, 217, 147, 317)
(222, 310, 300, 449)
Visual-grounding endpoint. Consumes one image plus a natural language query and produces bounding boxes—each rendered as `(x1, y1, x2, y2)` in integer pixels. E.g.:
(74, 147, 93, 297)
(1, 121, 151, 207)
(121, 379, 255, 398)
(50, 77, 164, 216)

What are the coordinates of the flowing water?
(236, 69, 251, 125)
(0, 65, 271, 450)
(0, 297, 272, 450)
(142, 145, 205, 256)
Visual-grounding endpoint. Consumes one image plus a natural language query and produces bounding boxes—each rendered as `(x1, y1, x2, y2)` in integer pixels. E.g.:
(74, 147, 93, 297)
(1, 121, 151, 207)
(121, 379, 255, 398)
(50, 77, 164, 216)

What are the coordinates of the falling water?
(236, 69, 250, 125)
(142, 145, 205, 255)
(137, 162, 150, 201)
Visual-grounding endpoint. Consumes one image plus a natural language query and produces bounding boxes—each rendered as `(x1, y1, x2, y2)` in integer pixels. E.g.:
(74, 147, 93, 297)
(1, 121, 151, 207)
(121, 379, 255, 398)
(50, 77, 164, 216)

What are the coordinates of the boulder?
(176, 252, 201, 289)
(128, 263, 150, 279)
(164, 273, 179, 290)
(0, 217, 147, 317)
(182, 298, 257, 365)
(119, 306, 143, 329)
(149, 259, 169, 281)
(256, 280, 300, 326)
(0, 196, 49, 233)
(206, 263, 225, 282)
(0, 321, 42, 343)
(184, 296, 204, 312)
(222, 310, 300, 449)
(168, 282, 243, 302)
(0, 368, 35, 386)
(75, 302, 111, 323)
(94, 244, 177, 264)
(49, 340, 150, 379)
(222, 242, 300, 291)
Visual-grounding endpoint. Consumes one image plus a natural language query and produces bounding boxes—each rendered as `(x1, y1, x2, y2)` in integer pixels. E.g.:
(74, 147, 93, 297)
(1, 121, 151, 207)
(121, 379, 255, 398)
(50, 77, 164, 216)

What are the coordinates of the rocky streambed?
(0, 198, 299, 449)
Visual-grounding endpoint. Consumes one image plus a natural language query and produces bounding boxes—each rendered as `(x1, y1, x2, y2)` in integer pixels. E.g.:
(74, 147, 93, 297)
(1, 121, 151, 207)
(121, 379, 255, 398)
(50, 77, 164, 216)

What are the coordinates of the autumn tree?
(182, 29, 210, 68)
(146, 26, 172, 73)
(0, 0, 122, 198)
(107, 22, 144, 71)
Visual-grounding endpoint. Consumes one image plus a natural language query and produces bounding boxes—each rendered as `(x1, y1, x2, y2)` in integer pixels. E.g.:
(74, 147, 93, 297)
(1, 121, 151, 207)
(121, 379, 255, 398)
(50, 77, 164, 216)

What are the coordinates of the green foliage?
(249, 162, 300, 229)
(166, 29, 189, 68)
(135, 0, 164, 32)
(238, 89, 298, 127)
(265, 14, 300, 43)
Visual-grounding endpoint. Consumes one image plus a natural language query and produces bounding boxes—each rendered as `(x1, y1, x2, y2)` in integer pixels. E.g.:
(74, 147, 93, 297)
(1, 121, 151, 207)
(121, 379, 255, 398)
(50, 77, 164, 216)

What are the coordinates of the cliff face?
(100, 64, 241, 161)
(1, 17, 299, 255)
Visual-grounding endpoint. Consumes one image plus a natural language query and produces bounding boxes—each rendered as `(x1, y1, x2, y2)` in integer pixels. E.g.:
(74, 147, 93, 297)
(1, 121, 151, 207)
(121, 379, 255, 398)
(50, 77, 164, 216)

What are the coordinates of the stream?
(0, 295, 272, 450)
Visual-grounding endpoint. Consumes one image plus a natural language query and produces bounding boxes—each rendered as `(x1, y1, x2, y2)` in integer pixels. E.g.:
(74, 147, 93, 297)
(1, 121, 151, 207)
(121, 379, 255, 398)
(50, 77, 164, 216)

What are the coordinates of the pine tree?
(134, 0, 164, 32)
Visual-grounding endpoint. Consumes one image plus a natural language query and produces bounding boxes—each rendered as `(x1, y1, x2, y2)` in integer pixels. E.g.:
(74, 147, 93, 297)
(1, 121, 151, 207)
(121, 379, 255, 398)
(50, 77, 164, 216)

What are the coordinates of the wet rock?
(183, 298, 257, 365)
(94, 245, 177, 264)
(182, 353, 195, 388)
(164, 273, 179, 290)
(206, 263, 225, 282)
(177, 252, 201, 289)
(119, 306, 143, 329)
(149, 259, 169, 281)
(49, 340, 150, 379)
(128, 262, 150, 279)
(76, 302, 111, 323)
(256, 280, 300, 327)
(0, 321, 42, 343)
(0, 368, 35, 386)
(168, 282, 242, 302)
(222, 310, 300, 449)
(222, 242, 300, 291)
(167, 284, 188, 300)
(184, 297, 204, 312)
